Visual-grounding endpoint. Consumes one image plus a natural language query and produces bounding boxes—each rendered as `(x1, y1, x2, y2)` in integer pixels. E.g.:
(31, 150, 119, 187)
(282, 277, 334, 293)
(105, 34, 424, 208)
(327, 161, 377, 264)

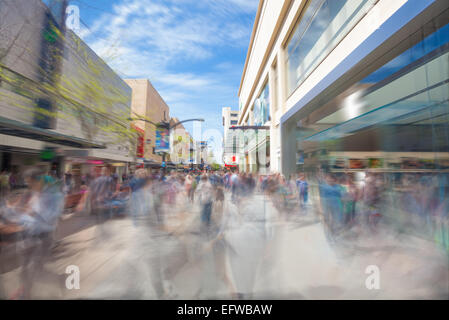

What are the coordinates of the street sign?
(155, 128, 170, 153)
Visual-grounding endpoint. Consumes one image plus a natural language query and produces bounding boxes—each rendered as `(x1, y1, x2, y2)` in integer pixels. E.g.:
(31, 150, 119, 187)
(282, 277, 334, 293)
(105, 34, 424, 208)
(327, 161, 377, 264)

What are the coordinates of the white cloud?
(78, 0, 257, 161)
(82, 0, 254, 72)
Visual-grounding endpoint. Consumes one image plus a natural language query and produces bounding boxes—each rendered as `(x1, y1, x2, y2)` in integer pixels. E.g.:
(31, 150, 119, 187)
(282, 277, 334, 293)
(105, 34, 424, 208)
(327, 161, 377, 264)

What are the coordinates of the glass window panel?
(286, 0, 376, 95)
(253, 82, 270, 126)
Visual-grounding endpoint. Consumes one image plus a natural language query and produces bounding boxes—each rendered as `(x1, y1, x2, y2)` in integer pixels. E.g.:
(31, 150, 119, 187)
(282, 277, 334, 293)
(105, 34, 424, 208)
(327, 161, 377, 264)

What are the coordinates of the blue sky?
(69, 0, 258, 162)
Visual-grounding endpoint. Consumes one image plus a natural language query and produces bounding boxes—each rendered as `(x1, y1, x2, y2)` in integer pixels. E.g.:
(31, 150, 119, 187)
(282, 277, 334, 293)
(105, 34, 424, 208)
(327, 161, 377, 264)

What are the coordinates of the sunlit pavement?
(1, 193, 448, 299)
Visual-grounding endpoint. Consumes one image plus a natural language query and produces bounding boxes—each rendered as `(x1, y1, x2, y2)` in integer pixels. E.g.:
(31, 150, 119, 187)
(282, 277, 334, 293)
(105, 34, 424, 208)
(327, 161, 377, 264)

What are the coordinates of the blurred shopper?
(196, 185, 236, 299)
(89, 166, 115, 224)
(129, 168, 149, 226)
(272, 175, 289, 217)
(224, 197, 267, 299)
(63, 171, 73, 195)
(1, 167, 64, 299)
(184, 174, 194, 202)
(196, 175, 214, 232)
(224, 171, 231, 190)
(230, 171, 239, 202)
(341, 173, 360, 227)
(8, 171, 17, 190)
(248, 173, 255, 194)
(319, 173, 344, 238)
(151, 176, 166, 226)
(296, 173, 309, 211)
(215, 183, 225, 214)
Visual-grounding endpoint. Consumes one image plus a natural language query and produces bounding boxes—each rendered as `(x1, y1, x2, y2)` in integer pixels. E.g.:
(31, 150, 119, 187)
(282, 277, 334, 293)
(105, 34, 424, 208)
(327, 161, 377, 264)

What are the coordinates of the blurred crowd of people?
(1, 164, 448, 299)
(314, 171, 449, 246)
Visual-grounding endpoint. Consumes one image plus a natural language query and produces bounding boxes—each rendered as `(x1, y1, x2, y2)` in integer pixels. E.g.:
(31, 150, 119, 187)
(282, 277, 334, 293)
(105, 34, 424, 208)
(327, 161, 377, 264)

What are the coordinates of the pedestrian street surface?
(1, 193, 447, 299)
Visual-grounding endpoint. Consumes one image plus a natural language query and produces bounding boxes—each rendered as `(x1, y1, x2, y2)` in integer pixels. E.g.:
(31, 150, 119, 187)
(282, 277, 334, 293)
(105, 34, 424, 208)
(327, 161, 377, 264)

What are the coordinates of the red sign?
(87, 160, 103, 165)
(137, 135, 144, 158)
(133, 125, 145, 158)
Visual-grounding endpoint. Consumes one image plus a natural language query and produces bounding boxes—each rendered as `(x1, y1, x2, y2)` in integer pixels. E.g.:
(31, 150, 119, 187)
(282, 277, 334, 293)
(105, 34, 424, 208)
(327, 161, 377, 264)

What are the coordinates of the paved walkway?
(1, 193, 448, 299)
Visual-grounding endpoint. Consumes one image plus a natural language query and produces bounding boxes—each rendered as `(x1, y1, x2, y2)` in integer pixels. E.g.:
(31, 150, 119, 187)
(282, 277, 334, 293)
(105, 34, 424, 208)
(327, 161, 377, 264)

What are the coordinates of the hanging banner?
(155, 128, 170, 153)
(136, 132, 144, 158)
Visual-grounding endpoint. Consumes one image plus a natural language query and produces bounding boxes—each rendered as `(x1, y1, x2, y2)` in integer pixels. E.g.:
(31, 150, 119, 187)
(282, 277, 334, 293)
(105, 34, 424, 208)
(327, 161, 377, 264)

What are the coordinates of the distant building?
(124, 79, 170, 168)
(222, 107, 239, 167)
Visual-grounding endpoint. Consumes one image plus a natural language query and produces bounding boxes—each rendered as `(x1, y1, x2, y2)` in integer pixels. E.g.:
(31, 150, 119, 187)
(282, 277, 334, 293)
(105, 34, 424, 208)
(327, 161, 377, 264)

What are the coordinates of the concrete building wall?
(124, 79, 170, 164)
(0, 0, 134, 165)
(57, 29, 133, 162)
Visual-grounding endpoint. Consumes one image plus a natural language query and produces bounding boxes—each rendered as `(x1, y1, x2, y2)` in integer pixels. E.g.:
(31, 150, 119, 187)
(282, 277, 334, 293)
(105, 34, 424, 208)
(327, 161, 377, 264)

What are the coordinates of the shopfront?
(280, 0, 449, 249)
(237, 80, 271, 174)
(285, 4, 449, 177)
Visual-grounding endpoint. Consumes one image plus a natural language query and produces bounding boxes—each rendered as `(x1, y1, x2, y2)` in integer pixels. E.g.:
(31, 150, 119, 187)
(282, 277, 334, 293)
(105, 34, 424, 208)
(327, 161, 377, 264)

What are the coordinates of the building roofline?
(123, 78, 170, 114)
(238, 0, 265, 97)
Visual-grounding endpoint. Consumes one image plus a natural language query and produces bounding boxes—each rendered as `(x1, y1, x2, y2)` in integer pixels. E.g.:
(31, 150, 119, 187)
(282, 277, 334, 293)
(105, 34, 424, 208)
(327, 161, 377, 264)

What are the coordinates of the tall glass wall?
(286, 0, 376, 96)
(294, 13, 449, 252)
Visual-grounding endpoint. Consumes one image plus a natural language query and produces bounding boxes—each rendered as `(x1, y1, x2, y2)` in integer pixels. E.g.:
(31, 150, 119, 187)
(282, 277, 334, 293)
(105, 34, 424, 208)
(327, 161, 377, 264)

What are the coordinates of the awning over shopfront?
(143, 159, 161, 168)
(0, 116, 106, 149)
(304, 99, 448, 142)
(166, 161, 176, 168)
(304, 48, 449, 142)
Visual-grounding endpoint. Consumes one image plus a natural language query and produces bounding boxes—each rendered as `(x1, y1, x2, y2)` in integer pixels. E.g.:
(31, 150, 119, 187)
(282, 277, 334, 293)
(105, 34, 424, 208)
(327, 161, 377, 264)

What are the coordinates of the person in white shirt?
(230, 172, 239, 202)
(2, 167, 64, 299)
(184, 174, 194, 202)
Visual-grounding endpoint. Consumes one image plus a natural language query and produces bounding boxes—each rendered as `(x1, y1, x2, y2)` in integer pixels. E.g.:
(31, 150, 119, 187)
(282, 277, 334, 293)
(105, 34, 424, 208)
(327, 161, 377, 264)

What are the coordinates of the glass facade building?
(239, 0, 449, 252)
(283, 1, 449, 249)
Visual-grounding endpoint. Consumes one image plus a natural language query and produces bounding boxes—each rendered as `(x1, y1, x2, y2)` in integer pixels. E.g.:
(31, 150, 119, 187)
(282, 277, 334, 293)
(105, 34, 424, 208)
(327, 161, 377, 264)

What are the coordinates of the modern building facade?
(124, 79, 170, 167)
(238, 0, 449, 177)
(0, 0, 134, 180)
(222, 107, 240, 168)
